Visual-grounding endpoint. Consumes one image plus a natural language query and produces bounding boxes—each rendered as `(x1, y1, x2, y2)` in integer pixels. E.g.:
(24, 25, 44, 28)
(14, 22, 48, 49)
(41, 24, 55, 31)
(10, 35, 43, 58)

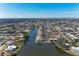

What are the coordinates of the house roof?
(6, 41, 14, 45)
(5, 45, 17, 51)
(71, 46, 79, 51)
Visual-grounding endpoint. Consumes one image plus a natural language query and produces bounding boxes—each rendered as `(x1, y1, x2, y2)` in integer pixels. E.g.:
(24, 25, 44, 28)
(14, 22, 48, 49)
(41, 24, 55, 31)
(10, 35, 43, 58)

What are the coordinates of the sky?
(0, 3, 79, 18)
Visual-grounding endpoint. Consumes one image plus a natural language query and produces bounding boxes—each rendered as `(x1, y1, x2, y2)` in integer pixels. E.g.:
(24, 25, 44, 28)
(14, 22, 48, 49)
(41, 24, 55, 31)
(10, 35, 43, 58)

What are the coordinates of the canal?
(18, 29, 71, 56)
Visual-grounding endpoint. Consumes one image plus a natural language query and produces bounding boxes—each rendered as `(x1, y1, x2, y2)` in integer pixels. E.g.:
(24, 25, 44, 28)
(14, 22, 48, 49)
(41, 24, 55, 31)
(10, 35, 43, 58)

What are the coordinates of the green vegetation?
(48, 32, 51, 38)
(23, 32, 29, 43)
(24, 32, 29, 38)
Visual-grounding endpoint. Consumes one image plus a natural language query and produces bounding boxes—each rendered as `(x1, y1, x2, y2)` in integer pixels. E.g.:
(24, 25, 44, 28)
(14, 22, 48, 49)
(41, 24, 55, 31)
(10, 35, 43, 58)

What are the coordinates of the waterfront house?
(71, 46, 79, 53)
(5, 45, 17, 51)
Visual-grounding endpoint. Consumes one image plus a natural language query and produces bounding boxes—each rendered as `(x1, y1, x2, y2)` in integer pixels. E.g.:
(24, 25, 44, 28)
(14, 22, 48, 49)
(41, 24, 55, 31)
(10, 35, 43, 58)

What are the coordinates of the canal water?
(18, 29, 70, 56)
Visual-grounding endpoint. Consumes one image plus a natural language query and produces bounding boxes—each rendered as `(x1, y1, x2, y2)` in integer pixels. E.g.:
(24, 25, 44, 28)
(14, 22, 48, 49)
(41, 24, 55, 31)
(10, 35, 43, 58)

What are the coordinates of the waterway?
(18, 29, 71, 56)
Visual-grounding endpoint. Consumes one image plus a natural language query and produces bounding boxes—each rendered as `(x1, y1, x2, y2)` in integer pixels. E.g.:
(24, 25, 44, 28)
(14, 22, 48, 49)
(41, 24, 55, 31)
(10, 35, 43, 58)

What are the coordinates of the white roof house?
(6, 41, 14, 45)
(25, 30, 30, 32)
(19, 35, 23, 38)
(65, 43, 70, 46)
(77, 28, 79, 31)
(71, 46, 79, 53)
(5, 45, 17, 51)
